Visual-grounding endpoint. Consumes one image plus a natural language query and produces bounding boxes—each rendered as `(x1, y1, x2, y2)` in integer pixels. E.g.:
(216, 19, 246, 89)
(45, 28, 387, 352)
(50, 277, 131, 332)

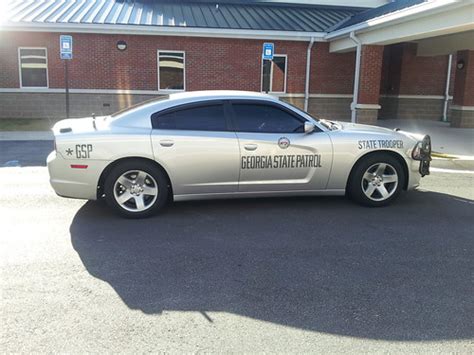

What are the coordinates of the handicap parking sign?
(263, 43, 274, 60)
(60, 35, 73, 60)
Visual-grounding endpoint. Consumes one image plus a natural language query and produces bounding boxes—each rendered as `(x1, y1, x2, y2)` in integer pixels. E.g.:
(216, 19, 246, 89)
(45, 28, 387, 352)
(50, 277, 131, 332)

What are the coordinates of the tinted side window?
(152, 104, 226, 131)
(232, 103, 304, 133)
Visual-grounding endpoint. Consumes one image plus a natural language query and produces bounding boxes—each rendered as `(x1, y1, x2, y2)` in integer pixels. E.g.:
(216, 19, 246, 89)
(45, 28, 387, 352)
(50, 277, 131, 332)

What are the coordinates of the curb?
(431, 151, 474, 171)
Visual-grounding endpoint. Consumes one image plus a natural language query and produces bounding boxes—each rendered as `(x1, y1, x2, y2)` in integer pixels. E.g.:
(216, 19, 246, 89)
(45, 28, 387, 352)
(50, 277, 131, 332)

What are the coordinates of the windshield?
(110, 95, 169, 118)
(282, 100, 339, 130)
(283, 101, 321, 122)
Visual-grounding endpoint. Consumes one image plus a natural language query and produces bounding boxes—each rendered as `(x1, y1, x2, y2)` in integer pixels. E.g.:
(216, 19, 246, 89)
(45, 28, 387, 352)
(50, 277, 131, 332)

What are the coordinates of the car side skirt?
(173, 189, 346, 202)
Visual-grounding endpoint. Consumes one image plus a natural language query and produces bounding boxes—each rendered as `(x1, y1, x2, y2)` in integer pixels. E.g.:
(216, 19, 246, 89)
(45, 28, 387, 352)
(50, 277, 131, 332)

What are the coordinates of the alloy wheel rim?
(361, 163, 398, 202)
(113, 170, 158, 212)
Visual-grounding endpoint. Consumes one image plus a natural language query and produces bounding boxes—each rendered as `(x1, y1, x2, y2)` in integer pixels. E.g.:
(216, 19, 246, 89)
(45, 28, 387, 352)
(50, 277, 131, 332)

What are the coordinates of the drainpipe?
(304, 36, 315, 112)
(442, 54, 453, 122)
(350, 31, 362, 123)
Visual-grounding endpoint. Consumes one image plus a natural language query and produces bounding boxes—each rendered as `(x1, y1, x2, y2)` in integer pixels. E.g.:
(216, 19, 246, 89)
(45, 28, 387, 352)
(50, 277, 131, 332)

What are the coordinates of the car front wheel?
(104, 160, 169, 218)
(348, 153, 405, 207)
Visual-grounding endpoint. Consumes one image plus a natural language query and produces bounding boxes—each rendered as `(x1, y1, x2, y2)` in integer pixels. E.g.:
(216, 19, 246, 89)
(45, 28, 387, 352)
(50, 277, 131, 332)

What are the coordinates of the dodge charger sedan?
(47, 91, 431, 218)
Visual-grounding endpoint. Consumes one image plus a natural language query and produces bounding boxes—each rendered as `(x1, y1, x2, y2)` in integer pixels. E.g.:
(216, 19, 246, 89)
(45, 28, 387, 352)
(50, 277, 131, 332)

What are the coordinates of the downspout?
(442, 54, 453, 122)
(350, 31, 362, 123)
(304, 37, 315, 112)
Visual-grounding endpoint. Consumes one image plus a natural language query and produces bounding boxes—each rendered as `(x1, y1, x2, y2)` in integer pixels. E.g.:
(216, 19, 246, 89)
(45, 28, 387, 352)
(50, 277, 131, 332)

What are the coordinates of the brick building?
(1, 0, 473, 127)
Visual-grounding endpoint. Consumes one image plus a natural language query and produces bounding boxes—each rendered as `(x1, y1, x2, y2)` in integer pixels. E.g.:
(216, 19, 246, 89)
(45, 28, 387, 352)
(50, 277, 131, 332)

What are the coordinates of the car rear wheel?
(348, 153, 405, 207)
(104, 160, 169, 218)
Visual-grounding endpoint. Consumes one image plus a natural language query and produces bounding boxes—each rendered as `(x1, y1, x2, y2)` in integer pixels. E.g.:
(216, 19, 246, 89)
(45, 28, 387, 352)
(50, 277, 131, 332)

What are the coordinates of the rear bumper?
(47, 151, 108, 200)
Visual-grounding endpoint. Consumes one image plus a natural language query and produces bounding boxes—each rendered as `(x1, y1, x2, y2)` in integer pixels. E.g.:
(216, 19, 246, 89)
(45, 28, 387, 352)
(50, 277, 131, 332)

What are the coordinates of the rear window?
(110, 96, 169, 118)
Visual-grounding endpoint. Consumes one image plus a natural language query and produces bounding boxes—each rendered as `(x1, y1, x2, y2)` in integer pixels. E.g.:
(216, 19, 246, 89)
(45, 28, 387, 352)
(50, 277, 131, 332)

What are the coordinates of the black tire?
(104, 160, 169, 218)
(347, 153, 405, 207)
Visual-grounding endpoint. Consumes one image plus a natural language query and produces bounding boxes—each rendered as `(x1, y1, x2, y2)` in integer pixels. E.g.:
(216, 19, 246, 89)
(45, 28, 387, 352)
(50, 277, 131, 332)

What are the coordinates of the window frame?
(228, 99, 314, 134)
(157, 50, 186, 92)
(151, 100, 232, 132)
(260, 54, 287, 94)
(18, 47, 49, 89)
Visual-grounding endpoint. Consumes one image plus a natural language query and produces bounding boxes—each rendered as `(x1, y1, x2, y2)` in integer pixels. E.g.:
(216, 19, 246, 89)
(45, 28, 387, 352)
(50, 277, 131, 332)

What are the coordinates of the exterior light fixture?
(117, 40, 127, 51)
(456, 59, 465, 70)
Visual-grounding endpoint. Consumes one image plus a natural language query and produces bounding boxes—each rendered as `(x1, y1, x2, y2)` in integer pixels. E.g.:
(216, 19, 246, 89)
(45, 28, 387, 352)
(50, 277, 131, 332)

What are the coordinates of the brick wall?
(380, 43, 453, 96)
(0, 31, 311, 93)
(310, 42, 355, 94)
(452, 50, 474, 106)
(358, 45, 384, 104)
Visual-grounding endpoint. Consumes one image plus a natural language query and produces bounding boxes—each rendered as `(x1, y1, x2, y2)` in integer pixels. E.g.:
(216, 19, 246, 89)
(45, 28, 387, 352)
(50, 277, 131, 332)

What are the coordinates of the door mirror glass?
(304, 122, 316, 134)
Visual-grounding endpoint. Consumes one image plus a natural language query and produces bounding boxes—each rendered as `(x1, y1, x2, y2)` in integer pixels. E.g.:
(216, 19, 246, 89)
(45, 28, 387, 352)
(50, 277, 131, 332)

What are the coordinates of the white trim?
(274, 93, 305, 98)
(18, 47, 49, 89)
(157, 50, 185, 92)
(2, 22, 327, 42)
(0, 88, 356, 98)
(309, 94, 353, 98)
(261, 54, 288, 94)
(354, 103, 381, 110)
(0, 88, 163, 95)
(380, 94, 453, 100)
(450, 105, 474, 112)
(326, 0, 461, 40)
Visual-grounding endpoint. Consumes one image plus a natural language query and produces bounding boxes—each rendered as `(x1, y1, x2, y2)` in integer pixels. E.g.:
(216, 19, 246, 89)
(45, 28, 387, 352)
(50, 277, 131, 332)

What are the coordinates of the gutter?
(442, 54, 453, 122)
(304, 37, 315, 112)
(349, 31, 361, 123)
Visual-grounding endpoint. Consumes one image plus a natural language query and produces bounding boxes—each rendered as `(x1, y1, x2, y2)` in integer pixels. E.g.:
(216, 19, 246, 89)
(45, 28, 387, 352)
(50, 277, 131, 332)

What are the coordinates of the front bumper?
(47, 151, 108, 200)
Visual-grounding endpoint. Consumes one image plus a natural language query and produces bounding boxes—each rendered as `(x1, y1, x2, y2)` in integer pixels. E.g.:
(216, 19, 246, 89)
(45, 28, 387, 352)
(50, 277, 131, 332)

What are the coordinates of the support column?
(354, 45, 384, 125)
(450, 50, 474, 128)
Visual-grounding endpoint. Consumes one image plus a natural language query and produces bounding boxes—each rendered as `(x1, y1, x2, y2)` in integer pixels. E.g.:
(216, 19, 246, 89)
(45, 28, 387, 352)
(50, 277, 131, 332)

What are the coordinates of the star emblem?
(66, 148, 73, 156)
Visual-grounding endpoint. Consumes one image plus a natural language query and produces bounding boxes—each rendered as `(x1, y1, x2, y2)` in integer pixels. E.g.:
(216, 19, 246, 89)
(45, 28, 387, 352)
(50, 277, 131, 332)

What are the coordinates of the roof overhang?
(327, 0, 474, 53)
(416, 30, 474, 56)
(0, 22, 327, 42)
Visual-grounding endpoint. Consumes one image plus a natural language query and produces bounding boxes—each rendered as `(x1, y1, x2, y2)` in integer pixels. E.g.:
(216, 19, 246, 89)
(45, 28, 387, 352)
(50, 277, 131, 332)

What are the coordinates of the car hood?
(335, 121, 425, 142)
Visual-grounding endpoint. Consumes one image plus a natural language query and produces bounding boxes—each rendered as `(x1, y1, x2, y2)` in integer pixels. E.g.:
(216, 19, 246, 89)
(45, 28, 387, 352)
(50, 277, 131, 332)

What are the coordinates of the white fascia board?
(330, 1, 474, 52)
(325, 0, 463, 40)
(1, 22, 327, 42)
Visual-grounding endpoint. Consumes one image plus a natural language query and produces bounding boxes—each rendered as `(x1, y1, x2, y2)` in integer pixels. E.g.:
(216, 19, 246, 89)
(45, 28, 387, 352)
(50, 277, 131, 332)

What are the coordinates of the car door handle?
(159, 140, 174, 147)
(244, 144, 258, 151)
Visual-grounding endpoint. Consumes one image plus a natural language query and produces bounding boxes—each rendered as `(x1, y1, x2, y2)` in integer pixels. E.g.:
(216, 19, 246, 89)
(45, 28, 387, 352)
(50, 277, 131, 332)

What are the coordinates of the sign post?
(60, 35, 73, 118)
(262, 43, 274, 93)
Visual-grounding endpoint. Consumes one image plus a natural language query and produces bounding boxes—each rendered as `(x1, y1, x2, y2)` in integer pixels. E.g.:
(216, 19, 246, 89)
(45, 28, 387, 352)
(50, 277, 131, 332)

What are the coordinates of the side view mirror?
(304, 122, 316, 134)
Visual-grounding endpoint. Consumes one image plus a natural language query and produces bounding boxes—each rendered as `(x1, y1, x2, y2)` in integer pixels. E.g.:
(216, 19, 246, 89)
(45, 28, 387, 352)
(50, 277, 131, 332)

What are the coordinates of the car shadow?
(70, 191, 473, 341)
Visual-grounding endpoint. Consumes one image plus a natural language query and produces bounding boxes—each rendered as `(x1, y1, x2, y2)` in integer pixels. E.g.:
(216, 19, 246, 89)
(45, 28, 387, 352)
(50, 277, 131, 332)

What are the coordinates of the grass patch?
(0, 118, 59, 131)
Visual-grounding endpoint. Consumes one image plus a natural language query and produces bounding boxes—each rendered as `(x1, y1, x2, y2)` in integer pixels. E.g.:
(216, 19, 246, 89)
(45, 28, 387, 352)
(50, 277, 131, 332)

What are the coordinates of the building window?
(158, 51, 185, 91)
(261, 55, 287, 93)
(18, 48, 48, 88)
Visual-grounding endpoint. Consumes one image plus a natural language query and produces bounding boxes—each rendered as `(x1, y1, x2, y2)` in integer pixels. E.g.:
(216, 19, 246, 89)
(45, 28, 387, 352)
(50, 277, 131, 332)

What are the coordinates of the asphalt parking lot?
(1, 141, 473, 352)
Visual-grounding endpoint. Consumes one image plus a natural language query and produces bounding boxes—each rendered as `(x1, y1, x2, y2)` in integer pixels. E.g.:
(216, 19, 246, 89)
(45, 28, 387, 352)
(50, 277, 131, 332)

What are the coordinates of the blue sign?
(262, 42, 274, 60)
(60, 35, 73, 60)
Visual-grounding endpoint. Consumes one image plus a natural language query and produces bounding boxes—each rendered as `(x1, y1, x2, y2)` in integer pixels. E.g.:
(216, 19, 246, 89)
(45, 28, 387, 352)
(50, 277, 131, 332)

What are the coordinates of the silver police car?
(47, 91, 431, 218)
